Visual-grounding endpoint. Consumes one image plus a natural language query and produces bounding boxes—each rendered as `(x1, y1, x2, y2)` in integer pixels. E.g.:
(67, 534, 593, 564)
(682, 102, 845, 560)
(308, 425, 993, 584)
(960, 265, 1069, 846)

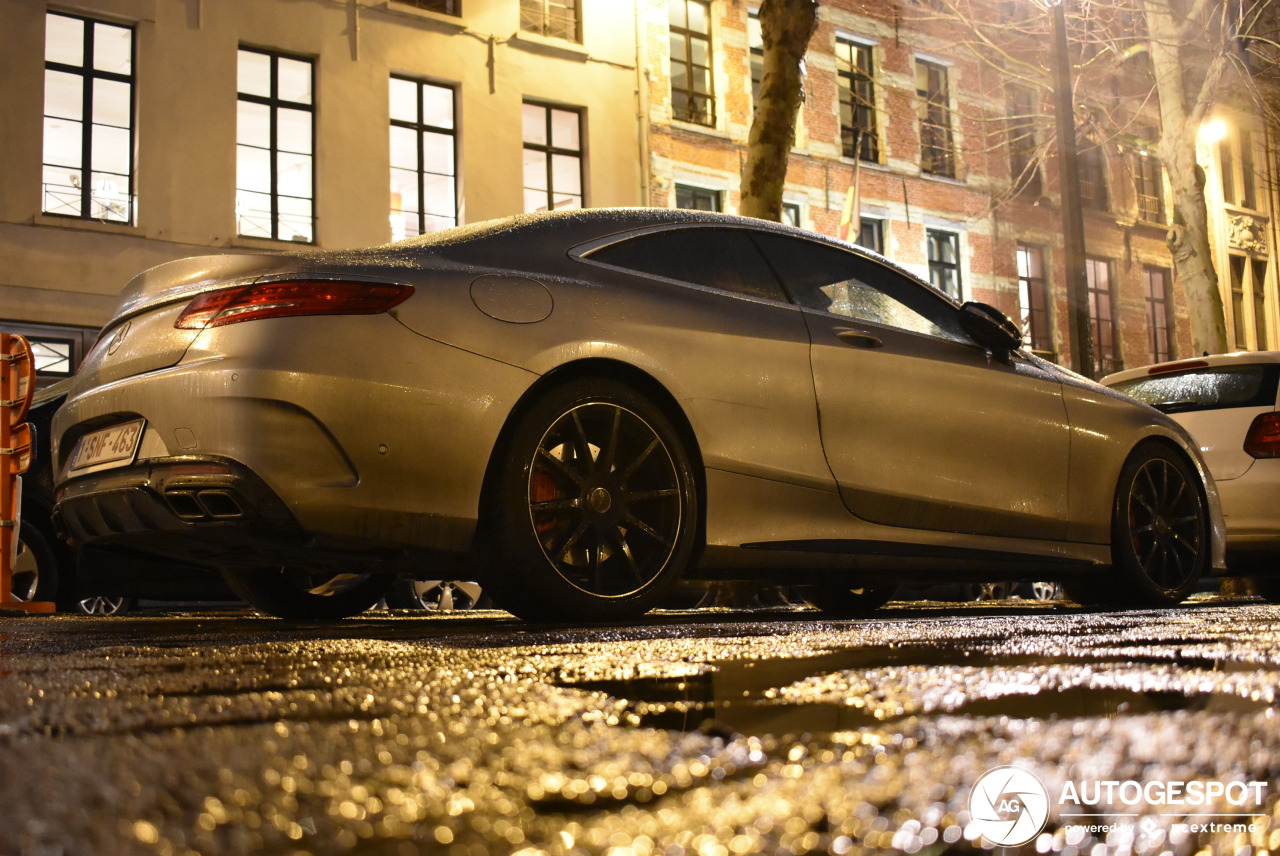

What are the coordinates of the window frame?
(674, 183, 722, 212)
(235, 46, 316, 244)
(1085, 255, 1119, 375)
(926, 228, 962, 300)
(1016, 243, 1052, 355)
(669, 0, 716, 127)
(1078, 144, 1109, 212)
(916, 58, 956, 178)
(1007, 86, 1042, 199)
(855, 217, 884, 255)
(389, 76, 457, 239)
(836, 36, 879, 163)
(1142, 264, 1174, 364)
(520, 0, 580, 43)
(1132, 151, 1165, 223)
(42, 11, 136, 224)
(522, 101, 584, 214)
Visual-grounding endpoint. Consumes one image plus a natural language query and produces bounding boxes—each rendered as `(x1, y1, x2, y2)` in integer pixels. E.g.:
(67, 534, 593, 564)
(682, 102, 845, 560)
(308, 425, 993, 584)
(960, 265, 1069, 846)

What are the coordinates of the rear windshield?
(1109, 364, 1280, 413)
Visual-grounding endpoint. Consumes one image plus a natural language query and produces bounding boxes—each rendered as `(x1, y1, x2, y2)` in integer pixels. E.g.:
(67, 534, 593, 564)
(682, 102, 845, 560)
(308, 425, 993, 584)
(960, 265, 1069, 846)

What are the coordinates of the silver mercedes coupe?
(51, 209, 1225, 620)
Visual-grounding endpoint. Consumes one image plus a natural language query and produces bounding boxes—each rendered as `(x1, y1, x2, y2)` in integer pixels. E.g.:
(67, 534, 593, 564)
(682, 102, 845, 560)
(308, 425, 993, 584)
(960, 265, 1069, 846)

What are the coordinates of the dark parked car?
(53, 209, 1224, 621)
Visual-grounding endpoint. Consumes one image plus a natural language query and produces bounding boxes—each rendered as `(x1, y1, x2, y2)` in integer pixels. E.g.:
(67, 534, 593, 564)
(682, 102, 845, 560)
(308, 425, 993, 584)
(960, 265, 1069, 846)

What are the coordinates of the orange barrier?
(1, 334, 54, 614)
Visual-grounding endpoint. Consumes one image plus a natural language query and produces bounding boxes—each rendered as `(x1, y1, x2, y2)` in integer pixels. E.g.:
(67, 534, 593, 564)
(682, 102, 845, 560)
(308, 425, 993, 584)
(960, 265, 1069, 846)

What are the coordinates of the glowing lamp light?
(1200, 118, 1228, 144)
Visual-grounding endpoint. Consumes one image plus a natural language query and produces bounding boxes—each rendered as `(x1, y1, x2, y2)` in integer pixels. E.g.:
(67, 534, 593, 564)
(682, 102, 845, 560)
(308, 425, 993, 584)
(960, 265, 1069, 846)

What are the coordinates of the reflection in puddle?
(555, 647, 1275, 738)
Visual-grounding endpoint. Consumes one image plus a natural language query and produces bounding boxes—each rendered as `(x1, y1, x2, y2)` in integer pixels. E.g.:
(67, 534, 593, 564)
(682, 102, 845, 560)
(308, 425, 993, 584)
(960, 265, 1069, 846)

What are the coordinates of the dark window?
(389, 77, 456, 239)
(669, 0, 715, 126)
(1008, 87, 1041, 198)
(917, 60, 955, 177)
(926, 229, 961, 299)
(1017, 243, 1051, 354)
(42, 12, 135, 223)
(1086, 256, 1117, 374)
(837, 38, 878, 162)
(1143, 265, 1173, 363)
(522, 102, 583, 213)
(751, 233, 968, 342)
(1078, 145, 1109, 211)
(521, 0, 579, 42)
(856, 217, 884, 254)
(1133, 152, 1164, 223)
(393, 0, 459, 14)
(587, 228, 786, 301)
(675, 184, 721, 212)
(1109, 365, 1280, 414)
(236, 48, 315, 242)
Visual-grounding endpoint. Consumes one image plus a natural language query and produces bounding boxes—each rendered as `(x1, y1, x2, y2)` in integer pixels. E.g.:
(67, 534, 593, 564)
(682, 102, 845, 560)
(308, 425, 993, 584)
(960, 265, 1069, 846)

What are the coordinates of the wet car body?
(52, 209, 1225, 619)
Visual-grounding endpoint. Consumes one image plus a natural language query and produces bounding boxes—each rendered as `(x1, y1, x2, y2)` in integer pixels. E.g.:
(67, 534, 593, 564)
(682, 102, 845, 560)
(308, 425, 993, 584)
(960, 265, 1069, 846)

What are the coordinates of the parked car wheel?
(221, 567, 393, 620)
(74, 594, 134, 615)
(1109, 446, 1209, 606)
(798, 584, 895, 616)
(386, 578, 486, 611)
(488, 379, 698, 622)
(11, 521, 60, 604)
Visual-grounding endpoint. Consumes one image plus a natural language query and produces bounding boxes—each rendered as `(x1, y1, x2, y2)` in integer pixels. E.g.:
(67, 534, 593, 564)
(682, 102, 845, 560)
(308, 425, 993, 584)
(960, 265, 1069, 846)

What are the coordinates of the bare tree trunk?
(739, 0, 818, 222)
(1145, 0, 1228, 355)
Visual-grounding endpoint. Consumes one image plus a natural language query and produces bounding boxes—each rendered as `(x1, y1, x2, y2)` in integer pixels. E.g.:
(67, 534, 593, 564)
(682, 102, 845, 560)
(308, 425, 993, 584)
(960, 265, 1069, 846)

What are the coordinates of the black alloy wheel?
(488, 379, 698, 621)
(1109, 447, 1208, 606)
(221, 566, 393, 619)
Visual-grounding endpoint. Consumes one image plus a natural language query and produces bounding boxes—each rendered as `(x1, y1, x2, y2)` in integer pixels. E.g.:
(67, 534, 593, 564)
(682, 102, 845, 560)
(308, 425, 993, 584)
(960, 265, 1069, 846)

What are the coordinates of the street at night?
(3, 596, 1278, 855)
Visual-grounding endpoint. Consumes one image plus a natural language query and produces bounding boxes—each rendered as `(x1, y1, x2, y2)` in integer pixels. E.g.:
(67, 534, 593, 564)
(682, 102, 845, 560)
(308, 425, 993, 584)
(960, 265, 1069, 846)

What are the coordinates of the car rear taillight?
(175, 280, 413, 329)
(1244, 412, 1280, 458)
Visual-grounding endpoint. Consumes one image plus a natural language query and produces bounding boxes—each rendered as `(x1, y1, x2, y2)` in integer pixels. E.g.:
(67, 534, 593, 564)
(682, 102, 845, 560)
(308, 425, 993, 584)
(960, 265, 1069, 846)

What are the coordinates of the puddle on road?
(554, 646, 1274, 738)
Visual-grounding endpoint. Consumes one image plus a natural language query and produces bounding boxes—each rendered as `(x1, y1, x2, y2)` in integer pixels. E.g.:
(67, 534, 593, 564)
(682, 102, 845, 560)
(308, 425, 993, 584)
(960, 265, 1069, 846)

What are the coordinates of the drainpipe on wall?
(634, 0, 652, 206)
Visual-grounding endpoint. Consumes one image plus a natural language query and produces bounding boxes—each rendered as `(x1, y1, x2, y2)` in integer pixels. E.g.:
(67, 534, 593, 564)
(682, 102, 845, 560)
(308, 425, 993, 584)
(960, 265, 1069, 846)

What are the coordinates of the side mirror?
(958, 301, 1022, 352)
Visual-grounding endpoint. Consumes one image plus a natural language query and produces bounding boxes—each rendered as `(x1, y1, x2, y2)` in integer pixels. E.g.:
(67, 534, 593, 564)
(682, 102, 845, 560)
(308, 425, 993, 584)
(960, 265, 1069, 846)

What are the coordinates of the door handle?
(833, 328, 883, 349)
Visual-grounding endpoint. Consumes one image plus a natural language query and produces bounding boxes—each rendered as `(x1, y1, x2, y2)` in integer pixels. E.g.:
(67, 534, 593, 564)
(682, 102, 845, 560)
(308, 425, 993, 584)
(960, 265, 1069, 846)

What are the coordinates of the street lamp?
(1042, 0, 1094, 379)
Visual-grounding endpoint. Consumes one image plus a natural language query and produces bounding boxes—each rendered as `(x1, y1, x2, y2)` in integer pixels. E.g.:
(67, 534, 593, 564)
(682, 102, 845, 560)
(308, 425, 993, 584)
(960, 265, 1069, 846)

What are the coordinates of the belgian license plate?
(71, 419, 145, 473)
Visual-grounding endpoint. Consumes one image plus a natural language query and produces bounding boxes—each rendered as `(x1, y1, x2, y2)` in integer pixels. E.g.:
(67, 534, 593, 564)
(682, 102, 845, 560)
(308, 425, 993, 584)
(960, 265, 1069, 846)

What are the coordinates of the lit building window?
(236, 48, 315, 243)
(1017, 243, 1051, 355)
(669, 0, 715, 126)
(916, 59, 956, 178)
(42, 12, 135, 223)
(521, 0, 579, 42)
(926, 229, 961, 299)
(1220, 125, 1258, 210)
(29, 338, 74, 376)
(675, 184, 721, 212)
(782, 202, 801, 227)
(1143, 265, 1172, 363)
(1086, 256, 1118, 374)
(837, 37, 878, 162)
(522, 102, 583, 213)
(389, 77, 456, 240)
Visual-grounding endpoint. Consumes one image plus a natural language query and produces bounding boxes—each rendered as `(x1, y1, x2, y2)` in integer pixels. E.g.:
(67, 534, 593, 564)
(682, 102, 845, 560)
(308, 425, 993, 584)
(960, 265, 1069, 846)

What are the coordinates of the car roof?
(1100, 351, 1280, 386)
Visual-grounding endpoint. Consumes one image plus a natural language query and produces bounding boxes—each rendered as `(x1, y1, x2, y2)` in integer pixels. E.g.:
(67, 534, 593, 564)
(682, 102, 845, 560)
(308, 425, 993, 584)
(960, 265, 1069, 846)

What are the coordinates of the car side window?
(751, 232, 969, 344)
(585, 228, 788, 302)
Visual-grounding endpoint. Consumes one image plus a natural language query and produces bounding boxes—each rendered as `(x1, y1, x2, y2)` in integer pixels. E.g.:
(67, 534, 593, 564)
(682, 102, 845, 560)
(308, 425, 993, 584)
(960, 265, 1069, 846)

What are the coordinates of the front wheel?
(485, 379, 699, 622)
(222, 567, 393, 619)
(11, 521, 60, 604)
(1107, 447, 1209, 607)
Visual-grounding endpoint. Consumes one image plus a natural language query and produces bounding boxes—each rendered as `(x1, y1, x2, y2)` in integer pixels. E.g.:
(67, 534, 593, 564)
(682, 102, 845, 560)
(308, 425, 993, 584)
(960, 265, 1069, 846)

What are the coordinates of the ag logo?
(968, 766, 1050, 846)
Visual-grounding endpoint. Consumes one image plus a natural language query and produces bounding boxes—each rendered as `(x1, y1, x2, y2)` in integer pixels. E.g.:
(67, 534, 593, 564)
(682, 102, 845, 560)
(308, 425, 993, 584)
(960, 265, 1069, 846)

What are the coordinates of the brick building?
(1, 0, 1275, 382)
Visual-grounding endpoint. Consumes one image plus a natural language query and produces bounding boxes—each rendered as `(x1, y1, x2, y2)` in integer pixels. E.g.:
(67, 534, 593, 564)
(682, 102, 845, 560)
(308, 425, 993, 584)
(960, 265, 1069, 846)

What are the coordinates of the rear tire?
(222, 567, 393, 619)
(11, 521, 60, 604)
(484, 379, 698, 622)
(386, 578, 486, 611)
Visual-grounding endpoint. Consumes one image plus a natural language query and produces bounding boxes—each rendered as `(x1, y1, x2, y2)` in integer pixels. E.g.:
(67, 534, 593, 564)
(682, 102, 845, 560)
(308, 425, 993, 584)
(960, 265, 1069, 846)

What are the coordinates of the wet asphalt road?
(2, 597, 1279, 856)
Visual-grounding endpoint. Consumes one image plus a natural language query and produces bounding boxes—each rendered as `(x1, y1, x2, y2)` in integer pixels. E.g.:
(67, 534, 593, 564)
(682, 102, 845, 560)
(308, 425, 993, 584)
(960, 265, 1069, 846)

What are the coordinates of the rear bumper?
(1218, 460, 1280, 565)
(55, 456, 396, 570)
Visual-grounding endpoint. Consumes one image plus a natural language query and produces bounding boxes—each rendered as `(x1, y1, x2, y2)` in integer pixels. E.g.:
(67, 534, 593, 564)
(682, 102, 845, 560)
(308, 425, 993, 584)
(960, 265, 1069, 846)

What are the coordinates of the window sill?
(231, 234, 315, 252)
(918, 170, 966, 186)
(508, 31, 587, 61)
(377, 2, 466, 33)
(34, 214, 141, 237)
(668, 119, 730, 140)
